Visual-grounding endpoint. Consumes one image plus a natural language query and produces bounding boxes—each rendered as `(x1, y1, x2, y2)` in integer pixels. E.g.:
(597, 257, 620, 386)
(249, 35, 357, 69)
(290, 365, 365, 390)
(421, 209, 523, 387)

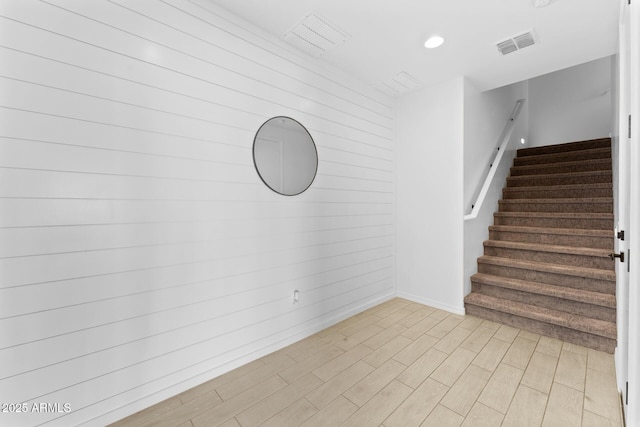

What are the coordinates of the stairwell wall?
(395, 78, 465, 314)
(462, 80, 529, 295)
(528, 56, 614, 147)
(463, 80, 529, 215)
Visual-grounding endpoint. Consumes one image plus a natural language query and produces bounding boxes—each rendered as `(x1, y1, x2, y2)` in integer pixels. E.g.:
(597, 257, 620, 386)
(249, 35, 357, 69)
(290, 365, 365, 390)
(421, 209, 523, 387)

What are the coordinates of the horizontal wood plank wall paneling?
(0, 0, 394, 425)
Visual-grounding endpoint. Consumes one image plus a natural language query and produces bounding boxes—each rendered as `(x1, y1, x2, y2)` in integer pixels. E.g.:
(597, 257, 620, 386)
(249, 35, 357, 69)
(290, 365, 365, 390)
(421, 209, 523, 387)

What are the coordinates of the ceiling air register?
(497, 30, 536, 55)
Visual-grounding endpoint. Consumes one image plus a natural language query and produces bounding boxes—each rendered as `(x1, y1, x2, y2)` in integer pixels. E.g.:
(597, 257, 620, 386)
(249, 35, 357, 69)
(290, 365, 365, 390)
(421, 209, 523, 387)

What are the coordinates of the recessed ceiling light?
(424, 35, 444, 49)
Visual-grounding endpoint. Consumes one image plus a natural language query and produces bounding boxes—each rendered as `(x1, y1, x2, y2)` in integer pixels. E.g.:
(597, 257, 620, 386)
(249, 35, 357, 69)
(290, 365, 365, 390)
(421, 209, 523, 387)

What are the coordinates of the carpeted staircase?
(464, 138, 616, 353)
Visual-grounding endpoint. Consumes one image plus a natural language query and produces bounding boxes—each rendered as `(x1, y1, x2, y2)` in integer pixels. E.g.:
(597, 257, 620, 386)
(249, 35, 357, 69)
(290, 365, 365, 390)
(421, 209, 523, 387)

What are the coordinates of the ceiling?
(209, 0, 619, 96)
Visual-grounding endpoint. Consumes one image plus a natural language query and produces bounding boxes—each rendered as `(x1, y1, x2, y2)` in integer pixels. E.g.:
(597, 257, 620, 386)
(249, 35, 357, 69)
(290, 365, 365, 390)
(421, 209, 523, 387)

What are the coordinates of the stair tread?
(503, 185, 613, 199)
(471, 273, 616, 307)
(478, 255, 616, 281)
(516, 138, 611, 157)
(515, 146, 611, 161)
(488, 225, 613, 237)
(507, 170, 612, 180)
(500, 197, 613, 204)
(511, 158, 612, 173)
(464, 293, 616, 339)
(504, 183, 612, 192)
(483, 239, 612, 258)
(495, 211, 613, 218)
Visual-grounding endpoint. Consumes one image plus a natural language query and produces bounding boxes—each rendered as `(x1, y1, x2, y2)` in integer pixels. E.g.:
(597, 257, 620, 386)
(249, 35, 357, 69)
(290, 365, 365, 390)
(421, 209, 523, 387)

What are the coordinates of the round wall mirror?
(253, 116, 318, 196)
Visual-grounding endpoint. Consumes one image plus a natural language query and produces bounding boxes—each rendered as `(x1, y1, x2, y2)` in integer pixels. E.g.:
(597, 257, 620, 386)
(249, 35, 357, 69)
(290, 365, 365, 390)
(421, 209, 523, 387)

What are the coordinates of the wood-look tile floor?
(111, 298, 623, 427)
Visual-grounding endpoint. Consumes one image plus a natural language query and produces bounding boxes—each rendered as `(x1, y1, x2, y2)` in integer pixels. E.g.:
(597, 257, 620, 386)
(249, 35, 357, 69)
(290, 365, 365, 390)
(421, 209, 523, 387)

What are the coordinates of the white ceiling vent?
(497, 39, 518, 55)
(497, 30, 537, 55)
(283, 13, 350, 57)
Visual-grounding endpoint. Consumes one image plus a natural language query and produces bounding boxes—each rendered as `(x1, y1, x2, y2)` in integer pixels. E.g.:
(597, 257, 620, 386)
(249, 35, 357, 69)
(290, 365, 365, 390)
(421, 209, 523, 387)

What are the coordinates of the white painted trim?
(396, 291, 466, 315)
(627, 1, 640, 425)
(615, 1, 632, 418)
(464, 99, 525, 221)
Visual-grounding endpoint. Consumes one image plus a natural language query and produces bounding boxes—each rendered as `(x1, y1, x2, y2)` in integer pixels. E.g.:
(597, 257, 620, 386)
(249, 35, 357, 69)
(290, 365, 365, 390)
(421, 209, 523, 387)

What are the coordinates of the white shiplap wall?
(0, 1, 394, 425)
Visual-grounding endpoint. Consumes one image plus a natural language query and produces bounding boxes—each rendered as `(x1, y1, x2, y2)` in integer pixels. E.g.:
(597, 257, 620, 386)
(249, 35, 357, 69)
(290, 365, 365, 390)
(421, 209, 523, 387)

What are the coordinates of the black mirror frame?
(252, 116, 318, 196)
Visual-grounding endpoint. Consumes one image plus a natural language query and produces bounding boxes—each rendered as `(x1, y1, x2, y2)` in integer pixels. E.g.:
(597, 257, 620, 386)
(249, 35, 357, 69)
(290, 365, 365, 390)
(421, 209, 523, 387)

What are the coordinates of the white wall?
(395, 78, 465, 314)
(528, 56, 614, 147)
(0, 1, 394, 426)
(463, 80, 529, 214)
(462, 80, 529, 295)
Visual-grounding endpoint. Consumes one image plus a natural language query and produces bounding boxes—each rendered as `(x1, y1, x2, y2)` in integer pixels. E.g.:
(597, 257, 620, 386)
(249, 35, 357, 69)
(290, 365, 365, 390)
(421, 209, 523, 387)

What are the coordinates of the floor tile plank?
(430, 347, 477, 387)
(363, 323, 408, 349)
(419, 404, 464, 427)
(434, 325, 474, 354)
(535, 336, 563, 358)
(521, 351, 559, 394)
(440, 365, 492, 416)
(502, 336, 537, 370)
(478, 363, 524, 414)
(311, 344, 372, 381)
(364, 334, 413, 367)
(393, 334, 439, 366)
(582, 410, 622, 427)
(472, 338, 511, 372)
(460, 326, 496, 353)
(235, 373, 323, 426)
(584, 368, 622, 424)
(306, 361, 373, 409)
(383, 378, 448, 427)
(502, 385, 548, 427)
(278, 345, 344, 383)
(343, 359, 406, 407)
(260, 399, 317, 427)
(191, 376, 288, 427)
(554, 349, 587, 392)
(341, 380, 414, 427)
(396, 348, 448, 389)
(461, 402, 504, 427)
(542, 382, 584, 427)
(299, 396, 358, 427)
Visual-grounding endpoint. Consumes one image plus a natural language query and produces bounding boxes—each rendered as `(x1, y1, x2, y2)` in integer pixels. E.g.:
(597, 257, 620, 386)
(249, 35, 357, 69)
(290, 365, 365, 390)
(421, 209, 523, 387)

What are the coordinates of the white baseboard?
(396, 291, 466, 315)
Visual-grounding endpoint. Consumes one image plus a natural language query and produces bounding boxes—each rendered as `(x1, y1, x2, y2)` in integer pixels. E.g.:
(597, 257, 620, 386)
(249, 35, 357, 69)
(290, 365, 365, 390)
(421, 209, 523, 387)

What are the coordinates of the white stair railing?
(464, 99, 525, 221)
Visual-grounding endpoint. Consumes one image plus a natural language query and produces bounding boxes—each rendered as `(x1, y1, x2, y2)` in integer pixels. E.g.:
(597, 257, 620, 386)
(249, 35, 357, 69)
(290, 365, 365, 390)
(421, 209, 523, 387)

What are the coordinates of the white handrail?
(464, 99, 525, 221)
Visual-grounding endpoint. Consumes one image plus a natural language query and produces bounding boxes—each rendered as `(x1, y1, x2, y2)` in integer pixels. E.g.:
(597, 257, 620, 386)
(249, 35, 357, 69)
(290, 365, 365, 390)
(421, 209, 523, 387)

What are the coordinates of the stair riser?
(514, 149, 611, 167)
(507, 173, 611, 187)
(488, 230, 613, 249)
(471, 139, 616, 354)
(471, 283, 616, 322)
(503, 187, 612, 199)
(483, 246, 614, 271)
(494, 215, 613, 230)
(517, 139, 612, 157)
(510, 161, 611, 176)
(477, 262, 615, 294)
(499, 201, 613, 213)
(464, 304, 616, 353)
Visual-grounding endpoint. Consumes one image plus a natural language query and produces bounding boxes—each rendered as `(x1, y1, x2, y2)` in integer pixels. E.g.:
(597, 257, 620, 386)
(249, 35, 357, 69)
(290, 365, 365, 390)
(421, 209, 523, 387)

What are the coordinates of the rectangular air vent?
(497, 39, 518, 55)
(514, 32, 535, 49)
(284, 13, 350, 56)
(497, 30, 536, 55)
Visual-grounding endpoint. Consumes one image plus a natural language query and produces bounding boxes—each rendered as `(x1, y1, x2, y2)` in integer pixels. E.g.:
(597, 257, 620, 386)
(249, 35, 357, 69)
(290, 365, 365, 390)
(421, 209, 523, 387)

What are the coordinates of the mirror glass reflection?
(253, 116, 318, 196)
